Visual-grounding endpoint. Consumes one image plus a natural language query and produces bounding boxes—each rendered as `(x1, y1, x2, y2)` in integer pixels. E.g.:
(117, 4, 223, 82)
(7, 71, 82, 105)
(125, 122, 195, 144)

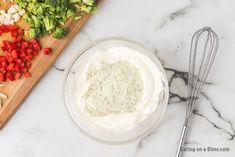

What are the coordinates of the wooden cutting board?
(0, 1, 100, 129)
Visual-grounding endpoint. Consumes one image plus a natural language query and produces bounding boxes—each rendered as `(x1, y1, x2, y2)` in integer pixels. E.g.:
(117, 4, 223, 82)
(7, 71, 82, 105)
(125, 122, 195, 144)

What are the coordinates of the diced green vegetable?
(83, 0, 95, 6)
(53, 27, 68, 39)
(15, 0, 96, 38)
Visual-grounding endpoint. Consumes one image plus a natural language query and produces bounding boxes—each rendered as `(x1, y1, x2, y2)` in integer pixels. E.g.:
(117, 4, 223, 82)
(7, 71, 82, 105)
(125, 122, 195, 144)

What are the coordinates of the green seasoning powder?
(84, 60, 144, 117)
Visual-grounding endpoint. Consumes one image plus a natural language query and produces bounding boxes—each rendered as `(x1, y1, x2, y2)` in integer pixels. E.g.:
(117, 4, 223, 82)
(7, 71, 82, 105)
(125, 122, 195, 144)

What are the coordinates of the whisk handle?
(175, 125, 189, 157)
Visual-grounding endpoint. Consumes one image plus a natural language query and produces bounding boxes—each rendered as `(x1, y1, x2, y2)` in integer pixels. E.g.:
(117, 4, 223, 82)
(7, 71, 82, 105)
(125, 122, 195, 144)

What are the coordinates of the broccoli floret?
(52, 27, 68, 39)
(80, 5, 92, 13)
(25, 29, 36, 38)
(46, 0, 57, 7)
(36, 5, 44, 15)
(66, 9, 75, 18)
(16, 0, 96, 39)
(43, 16, 55, 31)
(82, 0, 94, 6)
(61, 0, 70, 7)
(23, 14, 34, 27)
(25, 27, 46, 38)
(31, 15, 42, 28)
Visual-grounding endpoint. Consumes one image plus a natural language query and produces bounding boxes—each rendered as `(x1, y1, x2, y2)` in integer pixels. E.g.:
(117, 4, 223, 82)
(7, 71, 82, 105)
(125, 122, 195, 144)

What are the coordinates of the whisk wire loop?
(185, 27, 219, 124)
(175, 27, 219, 157)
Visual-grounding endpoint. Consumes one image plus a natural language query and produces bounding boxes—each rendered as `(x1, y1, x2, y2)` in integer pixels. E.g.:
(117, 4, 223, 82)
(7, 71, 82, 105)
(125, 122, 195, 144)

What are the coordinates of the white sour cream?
(75, 45, 164, 134)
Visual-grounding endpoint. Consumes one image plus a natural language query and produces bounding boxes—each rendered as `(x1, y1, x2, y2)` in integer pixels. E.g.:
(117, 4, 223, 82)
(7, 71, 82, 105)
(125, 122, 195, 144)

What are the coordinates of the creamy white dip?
(75, 46, 164, 134)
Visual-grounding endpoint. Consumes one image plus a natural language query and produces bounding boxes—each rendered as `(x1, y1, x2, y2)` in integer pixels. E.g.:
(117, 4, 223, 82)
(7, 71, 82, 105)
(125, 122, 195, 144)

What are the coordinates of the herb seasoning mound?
(85, 61, 144, 117)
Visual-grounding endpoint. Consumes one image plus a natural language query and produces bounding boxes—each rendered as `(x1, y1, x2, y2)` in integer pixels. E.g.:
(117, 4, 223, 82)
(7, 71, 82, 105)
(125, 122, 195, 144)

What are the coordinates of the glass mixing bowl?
(63, 38, 169, 144)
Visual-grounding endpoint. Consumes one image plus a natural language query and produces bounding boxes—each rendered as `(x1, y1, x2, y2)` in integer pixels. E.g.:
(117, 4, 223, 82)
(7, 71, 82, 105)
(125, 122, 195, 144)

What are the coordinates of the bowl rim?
(63, 37, 169, 144)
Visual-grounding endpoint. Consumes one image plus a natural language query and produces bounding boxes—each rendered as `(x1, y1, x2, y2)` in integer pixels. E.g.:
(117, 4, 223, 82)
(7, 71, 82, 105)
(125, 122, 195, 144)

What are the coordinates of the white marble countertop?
(1, 0, 235, 156)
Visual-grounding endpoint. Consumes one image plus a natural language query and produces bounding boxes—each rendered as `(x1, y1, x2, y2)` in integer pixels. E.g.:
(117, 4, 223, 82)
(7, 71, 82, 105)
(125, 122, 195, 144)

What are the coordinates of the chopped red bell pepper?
(43, 48, 52, 55)
(0, 25, 52, 81)
(0, 73, 5, 81)
(18, 29, 24, 36)
(24, 72, 30, 78)
(11, 30, 18, 38)
(14, 72, 21, 80)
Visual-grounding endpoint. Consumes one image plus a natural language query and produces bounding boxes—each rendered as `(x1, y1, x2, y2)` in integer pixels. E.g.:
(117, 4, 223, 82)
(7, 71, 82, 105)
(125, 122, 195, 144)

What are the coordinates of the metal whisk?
(175, 27, 219, 157)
